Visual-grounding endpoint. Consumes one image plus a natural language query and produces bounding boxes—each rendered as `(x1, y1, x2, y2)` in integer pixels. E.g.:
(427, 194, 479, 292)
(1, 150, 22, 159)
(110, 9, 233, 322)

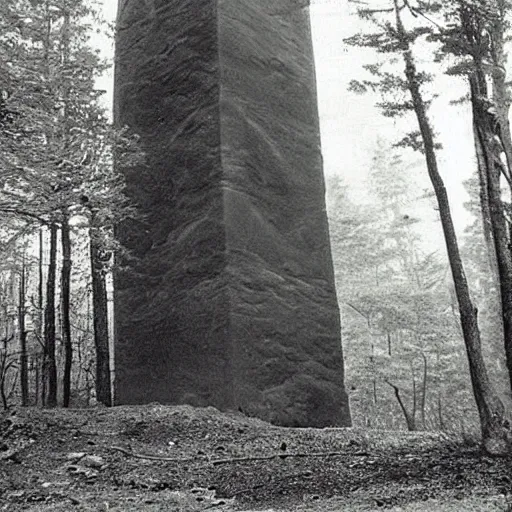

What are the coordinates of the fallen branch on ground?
(109, 445, 200, 463)
(210, 450, 368, 466)
(109, 445, 369, 465)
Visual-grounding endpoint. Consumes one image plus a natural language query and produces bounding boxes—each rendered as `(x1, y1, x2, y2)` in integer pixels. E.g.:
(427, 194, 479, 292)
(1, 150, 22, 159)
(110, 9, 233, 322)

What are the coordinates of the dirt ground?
(1, 405, 511, 511)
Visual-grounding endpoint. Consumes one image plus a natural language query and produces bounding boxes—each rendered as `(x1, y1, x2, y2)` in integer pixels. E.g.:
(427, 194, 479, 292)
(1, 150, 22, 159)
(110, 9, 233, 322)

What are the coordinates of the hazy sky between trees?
(310, 0, 473, 233)
(96, 0, 475, 236)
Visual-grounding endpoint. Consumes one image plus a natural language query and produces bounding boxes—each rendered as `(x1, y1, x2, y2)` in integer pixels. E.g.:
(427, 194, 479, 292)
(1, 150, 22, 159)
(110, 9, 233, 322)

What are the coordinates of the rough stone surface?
(114, 0, 351, 427)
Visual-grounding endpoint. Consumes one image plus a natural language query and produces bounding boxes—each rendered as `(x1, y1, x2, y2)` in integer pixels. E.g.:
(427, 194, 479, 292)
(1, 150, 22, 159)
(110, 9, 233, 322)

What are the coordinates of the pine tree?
(327, 151, 471, 431)
(0, 0, 141, 406)
(345, 0, 510, 454)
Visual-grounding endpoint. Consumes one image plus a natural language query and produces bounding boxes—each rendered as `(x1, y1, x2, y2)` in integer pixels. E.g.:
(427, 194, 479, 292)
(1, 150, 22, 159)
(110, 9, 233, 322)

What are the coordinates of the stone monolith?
(113, 0, 351, 427)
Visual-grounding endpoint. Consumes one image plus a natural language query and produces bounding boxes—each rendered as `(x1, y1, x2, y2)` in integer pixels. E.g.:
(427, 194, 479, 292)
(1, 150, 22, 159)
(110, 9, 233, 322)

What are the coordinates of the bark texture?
(18, 256, 27, 406)
(61, 214, 72, 407)
(460, 2, 512, 397)
(43, 223, 58, 407)
(471, 77, 512, 393)
(113, 0, 350, 427)
(394, 1, 510, 455)
(90, 237, 112, 406)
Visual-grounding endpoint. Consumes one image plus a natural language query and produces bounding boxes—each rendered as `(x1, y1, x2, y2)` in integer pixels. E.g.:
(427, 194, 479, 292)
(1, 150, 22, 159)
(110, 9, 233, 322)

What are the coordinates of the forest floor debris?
(0, 405, 511, 511)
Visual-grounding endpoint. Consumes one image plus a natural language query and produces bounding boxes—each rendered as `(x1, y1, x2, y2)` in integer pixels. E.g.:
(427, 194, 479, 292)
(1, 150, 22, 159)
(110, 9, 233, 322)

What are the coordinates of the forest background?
(1, 0, 512, 454)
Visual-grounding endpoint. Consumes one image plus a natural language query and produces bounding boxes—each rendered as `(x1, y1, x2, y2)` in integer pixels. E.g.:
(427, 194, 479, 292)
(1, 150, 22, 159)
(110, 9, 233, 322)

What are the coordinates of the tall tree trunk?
(44, 223, 58, 407)
(35, 356, 40, 407)
(472, 119, 506, 396)
(468, 52, 512, 396)
(489, 0, 512, 185)
(486, 2, 512, 393)
(474, 109, 512, 393)
(38, 228, 44, 406)
(473, 122, 501, 289)
(90, 233, 112, 406)
(393, 1, 509, 454)
(19, 253, 28, 406)
(61, 213, 72, 407)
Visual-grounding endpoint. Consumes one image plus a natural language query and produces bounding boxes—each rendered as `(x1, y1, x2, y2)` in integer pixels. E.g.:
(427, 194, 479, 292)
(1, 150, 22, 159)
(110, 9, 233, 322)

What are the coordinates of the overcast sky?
(96, 0, 475, 233)
(309, 2, 474, 232)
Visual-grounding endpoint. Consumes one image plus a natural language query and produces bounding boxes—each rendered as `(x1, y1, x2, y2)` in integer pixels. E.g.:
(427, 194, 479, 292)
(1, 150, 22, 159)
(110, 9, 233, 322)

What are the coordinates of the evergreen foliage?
(342, 0, 512, 454)
(0, 0, 142, 408)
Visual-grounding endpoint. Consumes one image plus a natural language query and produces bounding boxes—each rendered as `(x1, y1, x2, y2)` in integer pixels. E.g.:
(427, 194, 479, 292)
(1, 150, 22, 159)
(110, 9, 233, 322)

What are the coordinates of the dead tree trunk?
(386, 380, 416, 431)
